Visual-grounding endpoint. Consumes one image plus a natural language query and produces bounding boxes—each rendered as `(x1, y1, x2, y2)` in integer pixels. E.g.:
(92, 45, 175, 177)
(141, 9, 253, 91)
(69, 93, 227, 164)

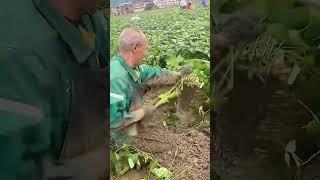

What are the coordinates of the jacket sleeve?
(139, 65, 181, 86)
(109, 77, 127, 128)
(109, 77, 143, 129)
(0, 47, 52, 180)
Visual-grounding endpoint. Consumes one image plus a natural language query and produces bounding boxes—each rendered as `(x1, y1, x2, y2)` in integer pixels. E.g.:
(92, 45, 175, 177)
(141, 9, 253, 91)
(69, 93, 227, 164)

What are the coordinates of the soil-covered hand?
(178, 65, 192, 76)
(142, 105, 156, 120)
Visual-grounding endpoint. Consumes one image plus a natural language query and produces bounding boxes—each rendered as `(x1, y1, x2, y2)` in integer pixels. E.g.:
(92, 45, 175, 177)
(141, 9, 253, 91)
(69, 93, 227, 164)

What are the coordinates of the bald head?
(118, 27, 149, 67)
(119, 27, 147, 52)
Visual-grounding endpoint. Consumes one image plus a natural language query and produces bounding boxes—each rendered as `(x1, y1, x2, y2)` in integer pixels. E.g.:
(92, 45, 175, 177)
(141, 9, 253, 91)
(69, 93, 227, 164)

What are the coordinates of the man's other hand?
(142, 105, 156, 121)
(178, 65, 192, 76)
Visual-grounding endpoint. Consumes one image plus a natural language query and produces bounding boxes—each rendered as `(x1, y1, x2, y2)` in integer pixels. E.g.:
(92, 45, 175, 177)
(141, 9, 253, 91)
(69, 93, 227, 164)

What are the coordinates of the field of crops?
(111, 6, 210, 95)
(110, 6, 210, 180)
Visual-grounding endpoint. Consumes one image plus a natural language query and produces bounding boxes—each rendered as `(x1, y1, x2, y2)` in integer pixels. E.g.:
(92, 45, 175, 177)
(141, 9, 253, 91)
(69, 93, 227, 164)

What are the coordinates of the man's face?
(133, 38, 148, 66)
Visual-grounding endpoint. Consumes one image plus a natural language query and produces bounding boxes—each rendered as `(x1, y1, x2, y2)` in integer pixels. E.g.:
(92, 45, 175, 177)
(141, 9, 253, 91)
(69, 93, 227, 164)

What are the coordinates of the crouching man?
(110, 27, 191, 145)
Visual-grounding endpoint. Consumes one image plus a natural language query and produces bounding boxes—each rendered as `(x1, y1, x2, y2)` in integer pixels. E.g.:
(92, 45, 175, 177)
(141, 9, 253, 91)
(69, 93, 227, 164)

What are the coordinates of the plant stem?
(302, 149, 320, 167)
(154, 77, 184, 108)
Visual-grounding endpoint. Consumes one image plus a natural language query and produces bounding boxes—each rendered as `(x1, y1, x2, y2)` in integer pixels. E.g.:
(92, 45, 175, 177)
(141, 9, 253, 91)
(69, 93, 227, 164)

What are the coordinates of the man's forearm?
(145, 71, 181, 86)
(143, 65, 192, 86)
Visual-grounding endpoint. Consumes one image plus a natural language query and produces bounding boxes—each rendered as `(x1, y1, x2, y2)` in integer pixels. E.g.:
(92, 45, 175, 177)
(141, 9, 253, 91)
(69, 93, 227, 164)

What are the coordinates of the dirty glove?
(123, 105, 155, 136)
(145, 72, 180, 85)
(112, 105, 156, 131)
(142, 105, 156, 121)
(146, 66, 193, 86)
(112, 105, 156, 136)
(178, 65, 192, 77)
(135, 105, 156, 134)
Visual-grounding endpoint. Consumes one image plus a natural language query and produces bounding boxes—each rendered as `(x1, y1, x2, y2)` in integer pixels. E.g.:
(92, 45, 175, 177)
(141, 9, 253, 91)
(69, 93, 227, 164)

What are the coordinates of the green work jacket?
(0, 0, 108, 179)
(109, 55, 169, 129)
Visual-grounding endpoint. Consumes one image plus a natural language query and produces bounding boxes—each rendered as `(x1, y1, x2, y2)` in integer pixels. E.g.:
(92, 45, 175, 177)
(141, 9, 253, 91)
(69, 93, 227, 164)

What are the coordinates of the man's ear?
(131, 43, 136, 53)
(133, 43, 138, 52)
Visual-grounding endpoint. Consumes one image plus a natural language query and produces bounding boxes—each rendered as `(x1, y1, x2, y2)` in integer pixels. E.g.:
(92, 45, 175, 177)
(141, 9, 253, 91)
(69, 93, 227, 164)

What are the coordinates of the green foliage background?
(110, 6, 210, 179)
(110, 6, 210, 96)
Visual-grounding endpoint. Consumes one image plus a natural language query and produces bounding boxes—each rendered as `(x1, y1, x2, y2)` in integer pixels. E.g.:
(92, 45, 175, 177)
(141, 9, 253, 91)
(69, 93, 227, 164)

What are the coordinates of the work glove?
(142, 105, 156, 121)
(131, 105, 156, 134)
(145, 66, 192, 86)
(124, 105, 155, 136)
(178, 65, 193, 77)
(116, 105, 156, 136)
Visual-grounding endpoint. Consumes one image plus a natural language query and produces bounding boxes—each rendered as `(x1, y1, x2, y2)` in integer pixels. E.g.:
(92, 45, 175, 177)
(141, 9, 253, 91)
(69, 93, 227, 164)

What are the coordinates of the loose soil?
(117, 86, 210, 180)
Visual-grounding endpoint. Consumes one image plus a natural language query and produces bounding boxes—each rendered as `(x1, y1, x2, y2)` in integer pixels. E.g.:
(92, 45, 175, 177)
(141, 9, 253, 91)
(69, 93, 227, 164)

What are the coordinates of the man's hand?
(123, 105, 155, 136)
(111, 105, 155, 132)
(178, 65, 192, 77)
(142, 105, 156, 121)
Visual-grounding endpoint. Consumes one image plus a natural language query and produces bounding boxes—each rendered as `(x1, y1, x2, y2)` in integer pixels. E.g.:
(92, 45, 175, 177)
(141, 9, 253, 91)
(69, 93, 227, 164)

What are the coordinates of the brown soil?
(118, 86, 210, 180)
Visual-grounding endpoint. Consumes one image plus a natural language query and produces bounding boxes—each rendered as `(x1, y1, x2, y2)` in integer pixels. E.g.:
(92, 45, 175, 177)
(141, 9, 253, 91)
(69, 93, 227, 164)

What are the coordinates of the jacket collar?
(114, 55, 140, 82)
(33, 0, 95, 64)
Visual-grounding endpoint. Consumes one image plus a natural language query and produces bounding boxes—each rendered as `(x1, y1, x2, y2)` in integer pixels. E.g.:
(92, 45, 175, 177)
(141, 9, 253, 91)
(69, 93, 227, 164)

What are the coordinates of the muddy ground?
(116, 86, 210, 180)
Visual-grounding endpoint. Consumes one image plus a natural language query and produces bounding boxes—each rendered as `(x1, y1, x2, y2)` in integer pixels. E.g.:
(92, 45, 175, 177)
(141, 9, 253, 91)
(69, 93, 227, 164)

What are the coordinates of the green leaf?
(288, 30, 310, 52)
(285, 7, 310, 29)
(303, 13, 320, 45)
(252, 0, 268, 14)
(301, 54, 315, 70)
(286, 140, 296, 153)
(267, 0, 295, 23)
(115, 152, 120, 160)
(130, 153, 140, 163)
(111, 152, 117, 165)
(111, 152, 120, 175)
(128, 158, 135, 169)
(152, 167, 172, 179)
(150, 161, 158, 173)
(166, 55, 180, 69)
(165, 114, 180, 126)
(118, 165, 130, 176)
(176, 55, 184, 63)
(265, 23, 289, 42)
